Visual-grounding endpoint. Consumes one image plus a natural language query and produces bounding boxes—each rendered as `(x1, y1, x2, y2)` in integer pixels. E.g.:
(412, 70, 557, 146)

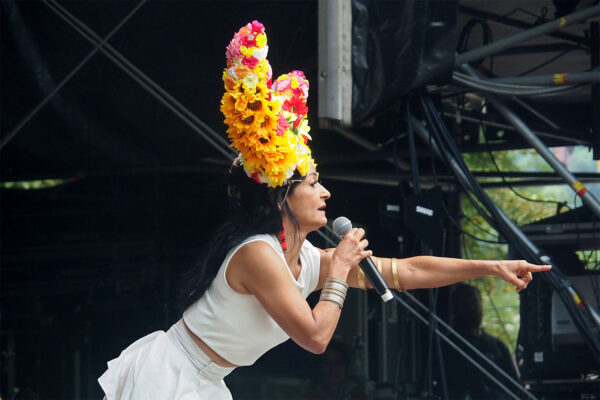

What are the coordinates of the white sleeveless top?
(183, 234, 321, 366)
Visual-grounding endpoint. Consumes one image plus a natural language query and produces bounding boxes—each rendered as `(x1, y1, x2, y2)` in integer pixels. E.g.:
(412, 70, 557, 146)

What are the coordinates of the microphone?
(332, 217, 393, 302)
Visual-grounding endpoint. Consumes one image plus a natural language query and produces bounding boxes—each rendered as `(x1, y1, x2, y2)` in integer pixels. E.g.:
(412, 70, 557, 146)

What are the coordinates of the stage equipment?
(515, 206, 600, 383)
(318, 0, 458, 127)
(552, 275, 600, 347)
(455, 4, 600, 66)
(460, 64, 600, 220)
(448, 6, 600, 364)
(411, 96, 600, 372)
(403, 186, 446, 256)
(317, 0, 352, 127)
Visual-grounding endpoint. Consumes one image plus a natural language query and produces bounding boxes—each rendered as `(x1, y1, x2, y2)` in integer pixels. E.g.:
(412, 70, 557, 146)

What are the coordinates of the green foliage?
(576, 249, 600, 271)
(0, 178, 71, 190)
(461, 149, 565, 352)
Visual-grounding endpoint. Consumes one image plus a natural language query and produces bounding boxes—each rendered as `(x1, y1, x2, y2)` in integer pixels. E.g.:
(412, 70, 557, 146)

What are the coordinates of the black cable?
(407, 102, 448, 400)
(458, 18, 494, 75)
(436, 192, 503, 243)
(517, 47, 577, 76)
(423, 121, 503, 243)
(443, 187, 501, 239)
(477, 103, 571, 211)
(420, 95, 600, 367)
(459, 222, 505, 244)
(462, 212, 502, 238)
(419, 99, 499, 236)
(424, 131, 510, 360)
(502, 6, 549, 21)
(422, 90, 600, 361)
(421, 97, 527, 252)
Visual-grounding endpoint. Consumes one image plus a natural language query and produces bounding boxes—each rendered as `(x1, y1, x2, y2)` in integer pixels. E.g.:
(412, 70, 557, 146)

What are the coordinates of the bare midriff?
(182, 320, 240, 368)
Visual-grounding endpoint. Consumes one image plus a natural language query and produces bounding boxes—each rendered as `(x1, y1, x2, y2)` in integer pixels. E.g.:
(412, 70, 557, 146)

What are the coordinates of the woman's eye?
(311, 180, 321, 187)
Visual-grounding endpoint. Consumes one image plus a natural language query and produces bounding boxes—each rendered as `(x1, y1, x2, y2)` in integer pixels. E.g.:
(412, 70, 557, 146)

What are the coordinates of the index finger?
(525, 264, 552, 272)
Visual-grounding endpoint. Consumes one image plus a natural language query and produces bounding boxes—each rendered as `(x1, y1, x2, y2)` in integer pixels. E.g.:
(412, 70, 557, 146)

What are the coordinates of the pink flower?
(242, 56, 259, 68)
(272, 76, 291, 92)
(226, 34, 243, 65)
(242, 34, 257, 48)
(276, 114, 290, 137)
(251, 20, 264, 35)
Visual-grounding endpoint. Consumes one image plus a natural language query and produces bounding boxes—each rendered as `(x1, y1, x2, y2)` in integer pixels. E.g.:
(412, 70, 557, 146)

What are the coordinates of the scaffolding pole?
(411, 112, 600, 368)
(490, 69, 600, 86)
(461, 64, 600, 220)
(456, 4, 600, 66)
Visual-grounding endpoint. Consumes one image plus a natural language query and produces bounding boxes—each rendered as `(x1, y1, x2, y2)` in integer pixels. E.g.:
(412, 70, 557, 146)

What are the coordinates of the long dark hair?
(179, 162, 303, 311)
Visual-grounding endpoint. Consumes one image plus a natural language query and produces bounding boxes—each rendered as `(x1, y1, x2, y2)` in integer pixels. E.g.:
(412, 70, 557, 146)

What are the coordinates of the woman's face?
(285, 165, 331, 232)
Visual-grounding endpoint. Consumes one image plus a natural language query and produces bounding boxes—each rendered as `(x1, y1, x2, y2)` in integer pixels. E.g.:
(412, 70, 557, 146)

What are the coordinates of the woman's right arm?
(227, 228, 370, 354)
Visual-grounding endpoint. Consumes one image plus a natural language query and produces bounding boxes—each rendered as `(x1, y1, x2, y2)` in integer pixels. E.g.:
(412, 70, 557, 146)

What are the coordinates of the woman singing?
(98, 21, 550, 399)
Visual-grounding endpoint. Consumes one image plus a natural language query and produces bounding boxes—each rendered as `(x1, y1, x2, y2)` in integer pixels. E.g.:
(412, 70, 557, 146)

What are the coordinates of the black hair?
(178, 162, 303, 311)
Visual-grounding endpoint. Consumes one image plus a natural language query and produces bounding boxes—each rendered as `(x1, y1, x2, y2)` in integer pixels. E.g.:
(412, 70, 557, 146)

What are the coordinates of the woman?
(98, 21, 550, 399)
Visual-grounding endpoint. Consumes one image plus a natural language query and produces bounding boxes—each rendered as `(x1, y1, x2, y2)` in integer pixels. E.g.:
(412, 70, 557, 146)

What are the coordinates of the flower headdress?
(221, 21, 314, 188)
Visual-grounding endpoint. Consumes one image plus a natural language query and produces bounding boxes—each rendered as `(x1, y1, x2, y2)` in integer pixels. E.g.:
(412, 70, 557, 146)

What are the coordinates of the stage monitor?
(551, 275, 600, 347)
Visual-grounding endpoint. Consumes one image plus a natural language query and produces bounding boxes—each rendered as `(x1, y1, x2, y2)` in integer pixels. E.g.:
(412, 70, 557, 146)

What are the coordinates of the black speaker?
(352, 0, 459, 125)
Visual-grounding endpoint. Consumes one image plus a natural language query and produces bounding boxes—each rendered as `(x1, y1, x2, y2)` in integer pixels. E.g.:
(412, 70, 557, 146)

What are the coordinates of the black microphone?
(332, 217, 393, 302)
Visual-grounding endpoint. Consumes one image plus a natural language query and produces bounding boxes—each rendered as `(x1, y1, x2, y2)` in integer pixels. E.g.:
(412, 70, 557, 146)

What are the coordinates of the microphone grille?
(332, 216, 352, 237)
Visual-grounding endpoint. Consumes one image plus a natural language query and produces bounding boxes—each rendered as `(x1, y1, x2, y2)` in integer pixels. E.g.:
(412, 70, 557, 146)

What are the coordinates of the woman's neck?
(281, 215, 307, 267)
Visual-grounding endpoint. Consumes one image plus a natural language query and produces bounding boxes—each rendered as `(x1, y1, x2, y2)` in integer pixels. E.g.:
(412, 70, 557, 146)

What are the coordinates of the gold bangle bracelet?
(376, 257, 382, 275)
(392, 257, 401, 291)
(357, 268, 366, 290)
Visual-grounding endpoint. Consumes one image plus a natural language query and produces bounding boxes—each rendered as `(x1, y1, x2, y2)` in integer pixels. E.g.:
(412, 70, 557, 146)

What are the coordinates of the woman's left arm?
(317, 252, 551, 292)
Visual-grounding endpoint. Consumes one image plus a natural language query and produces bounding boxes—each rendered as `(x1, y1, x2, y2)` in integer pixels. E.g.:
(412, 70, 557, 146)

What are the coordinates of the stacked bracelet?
(320, 277, 349, 309)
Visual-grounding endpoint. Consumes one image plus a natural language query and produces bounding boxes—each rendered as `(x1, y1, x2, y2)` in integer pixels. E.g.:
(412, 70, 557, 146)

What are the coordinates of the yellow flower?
(256, 33, 267, 48)
(296, 156, 311, 176)
(221, 22, 316, 187)
(239, 45, 254, 57)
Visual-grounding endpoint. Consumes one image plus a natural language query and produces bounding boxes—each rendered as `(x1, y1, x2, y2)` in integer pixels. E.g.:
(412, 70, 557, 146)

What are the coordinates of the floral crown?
(220, 21, 314, 188)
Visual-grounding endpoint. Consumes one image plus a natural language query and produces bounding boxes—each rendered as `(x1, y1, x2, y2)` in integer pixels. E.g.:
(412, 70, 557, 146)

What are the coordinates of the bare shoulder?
(238, 239, 279, 258)
(227, 240, 287, 294)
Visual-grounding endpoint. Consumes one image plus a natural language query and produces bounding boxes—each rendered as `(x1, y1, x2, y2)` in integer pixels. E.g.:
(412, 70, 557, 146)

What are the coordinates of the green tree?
(460, 149, 566, 351)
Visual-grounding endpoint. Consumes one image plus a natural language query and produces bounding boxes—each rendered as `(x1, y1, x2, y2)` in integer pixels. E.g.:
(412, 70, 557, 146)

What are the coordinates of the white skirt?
(98, 319, 235, 399)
